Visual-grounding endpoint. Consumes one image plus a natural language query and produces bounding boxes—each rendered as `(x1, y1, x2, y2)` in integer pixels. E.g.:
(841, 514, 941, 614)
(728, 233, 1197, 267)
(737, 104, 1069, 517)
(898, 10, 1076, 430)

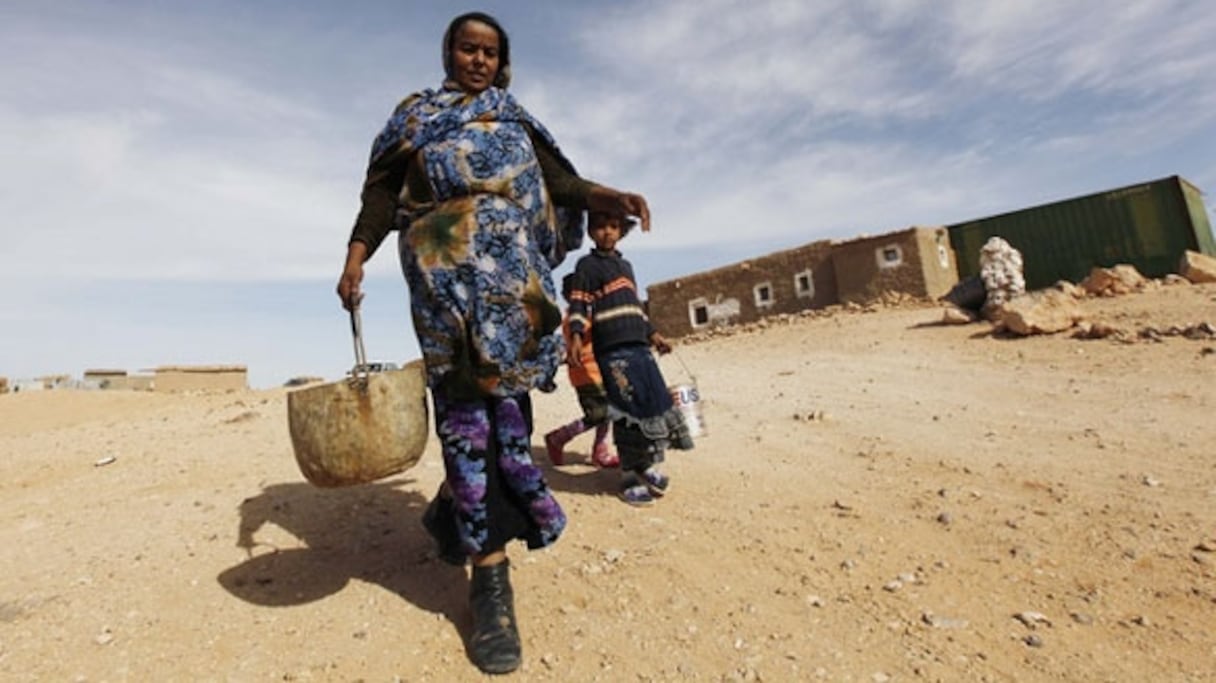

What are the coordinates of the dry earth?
(2, 282, 1215, 682)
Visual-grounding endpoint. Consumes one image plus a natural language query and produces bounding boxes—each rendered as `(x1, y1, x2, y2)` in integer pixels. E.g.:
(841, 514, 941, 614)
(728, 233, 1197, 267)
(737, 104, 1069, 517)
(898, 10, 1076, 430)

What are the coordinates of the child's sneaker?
(618, 475, 654, 506)
(639, 467, 669, 497)
(543, 431, 565, 466)
(591, 443, 619, 468)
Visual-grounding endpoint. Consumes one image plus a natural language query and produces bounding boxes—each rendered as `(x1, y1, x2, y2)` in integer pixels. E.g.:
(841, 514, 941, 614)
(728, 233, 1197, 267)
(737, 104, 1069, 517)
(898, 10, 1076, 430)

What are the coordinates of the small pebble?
(1014, 611, 1052, 629)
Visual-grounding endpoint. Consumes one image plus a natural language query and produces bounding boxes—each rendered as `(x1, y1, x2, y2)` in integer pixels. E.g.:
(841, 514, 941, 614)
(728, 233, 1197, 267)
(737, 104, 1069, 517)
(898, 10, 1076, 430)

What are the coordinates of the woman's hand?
(337, 242, 368, 311)
(589, 186, 651, 232)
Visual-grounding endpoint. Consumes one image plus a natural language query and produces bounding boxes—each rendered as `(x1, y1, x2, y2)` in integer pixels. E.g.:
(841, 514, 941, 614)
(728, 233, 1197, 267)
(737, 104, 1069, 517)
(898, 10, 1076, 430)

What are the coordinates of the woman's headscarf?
(442, 11, 512, 89)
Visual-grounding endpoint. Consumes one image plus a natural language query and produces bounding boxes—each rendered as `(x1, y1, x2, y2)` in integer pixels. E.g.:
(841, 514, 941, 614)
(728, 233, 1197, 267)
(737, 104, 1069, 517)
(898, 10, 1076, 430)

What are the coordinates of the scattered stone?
(1080, 264, 1147, 296)
(936, 511, 953, 526)
(1052, 280, 1086, 299)
(1023, 633, 1044, 648)
(1073, 321, 1127, 340)
(795, 410, 829, 421)
(223, 410, 259, 424)
(806, 595, 824, 608)
(921, 612, 968, 629)
(1184, 322, 1216, 339)
(1141, 475, 1162, 488)
(1179, 250, 1216, 284)
(93, 455, 117, 467)
(995, 289, 1086, 336)
(1014, 611, 1052, 629)
(1130, 615, 1150, 627)
(882, 580, 902, 593)
(1195, 539, 1216, 553)
(1069, 611, 1094, 625)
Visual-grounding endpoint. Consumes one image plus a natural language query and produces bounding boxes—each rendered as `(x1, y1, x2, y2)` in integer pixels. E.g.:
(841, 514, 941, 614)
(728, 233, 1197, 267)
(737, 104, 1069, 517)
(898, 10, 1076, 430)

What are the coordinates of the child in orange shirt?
(543, 274, 619, 468)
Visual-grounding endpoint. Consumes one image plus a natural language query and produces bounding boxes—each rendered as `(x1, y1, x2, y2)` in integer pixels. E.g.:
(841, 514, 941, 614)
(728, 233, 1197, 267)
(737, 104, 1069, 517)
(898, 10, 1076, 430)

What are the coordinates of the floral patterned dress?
(368, 84, 582, 556)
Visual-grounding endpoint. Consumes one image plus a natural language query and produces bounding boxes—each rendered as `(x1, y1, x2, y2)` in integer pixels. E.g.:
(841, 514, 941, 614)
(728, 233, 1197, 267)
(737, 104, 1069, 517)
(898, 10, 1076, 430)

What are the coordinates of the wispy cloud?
(2, 0, 1214, 386)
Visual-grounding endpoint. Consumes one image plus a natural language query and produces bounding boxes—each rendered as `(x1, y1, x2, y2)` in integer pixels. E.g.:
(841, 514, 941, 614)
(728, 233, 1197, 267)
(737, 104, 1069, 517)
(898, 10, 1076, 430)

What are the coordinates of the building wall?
(154, 366, 247, 392)
(915, 227, 961, 299)
(647, 240, 837, 338)
(833, 227, 958, 304)
(84, 370, 155, 391)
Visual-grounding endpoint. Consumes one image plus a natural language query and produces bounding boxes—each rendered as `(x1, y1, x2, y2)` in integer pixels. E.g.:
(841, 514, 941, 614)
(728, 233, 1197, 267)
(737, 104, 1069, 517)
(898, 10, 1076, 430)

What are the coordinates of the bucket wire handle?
(349, 306, 370, 386)
(670, 346, 697, 384)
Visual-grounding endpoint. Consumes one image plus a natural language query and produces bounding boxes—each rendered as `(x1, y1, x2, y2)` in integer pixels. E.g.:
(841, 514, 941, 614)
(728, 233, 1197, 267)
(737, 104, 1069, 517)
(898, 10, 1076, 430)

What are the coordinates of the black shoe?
(422, 495, 467, 567)
(468, 561, 521, 674)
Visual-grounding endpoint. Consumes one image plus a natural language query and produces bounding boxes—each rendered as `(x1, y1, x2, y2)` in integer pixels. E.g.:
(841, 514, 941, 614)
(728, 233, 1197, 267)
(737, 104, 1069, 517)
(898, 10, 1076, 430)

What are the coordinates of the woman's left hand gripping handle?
(337, 242, 368, 311)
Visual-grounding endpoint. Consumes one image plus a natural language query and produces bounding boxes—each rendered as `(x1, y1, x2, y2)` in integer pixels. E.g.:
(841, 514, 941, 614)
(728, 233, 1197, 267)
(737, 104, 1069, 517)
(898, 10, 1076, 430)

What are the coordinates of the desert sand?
(2, 282, 1214, 682)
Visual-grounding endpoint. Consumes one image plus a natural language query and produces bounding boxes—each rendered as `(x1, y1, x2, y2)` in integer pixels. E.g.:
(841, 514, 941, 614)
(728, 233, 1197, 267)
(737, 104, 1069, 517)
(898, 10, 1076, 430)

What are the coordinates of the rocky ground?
(2, 280, 1214, 682)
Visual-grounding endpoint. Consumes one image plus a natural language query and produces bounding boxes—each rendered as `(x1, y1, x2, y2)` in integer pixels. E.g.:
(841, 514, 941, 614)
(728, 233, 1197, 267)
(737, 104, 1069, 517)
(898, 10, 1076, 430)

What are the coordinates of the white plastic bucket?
(669, 383, 706, 438)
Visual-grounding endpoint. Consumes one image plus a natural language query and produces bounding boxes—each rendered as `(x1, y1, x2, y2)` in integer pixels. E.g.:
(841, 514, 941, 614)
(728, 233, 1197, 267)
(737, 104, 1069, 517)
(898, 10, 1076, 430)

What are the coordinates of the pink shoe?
(592, 443, 619, 468)
(544, 431, 565, 466)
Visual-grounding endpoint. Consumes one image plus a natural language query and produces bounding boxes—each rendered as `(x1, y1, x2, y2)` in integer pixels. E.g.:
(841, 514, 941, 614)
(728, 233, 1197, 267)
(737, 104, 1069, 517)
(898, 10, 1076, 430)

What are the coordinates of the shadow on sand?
(218, 451, 617, 619)
(218, 478, 468, 624)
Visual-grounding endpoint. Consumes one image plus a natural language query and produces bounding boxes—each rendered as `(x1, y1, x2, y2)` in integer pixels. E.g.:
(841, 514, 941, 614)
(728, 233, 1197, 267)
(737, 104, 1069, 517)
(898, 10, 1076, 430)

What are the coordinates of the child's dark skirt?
(597, 343, 694, 472)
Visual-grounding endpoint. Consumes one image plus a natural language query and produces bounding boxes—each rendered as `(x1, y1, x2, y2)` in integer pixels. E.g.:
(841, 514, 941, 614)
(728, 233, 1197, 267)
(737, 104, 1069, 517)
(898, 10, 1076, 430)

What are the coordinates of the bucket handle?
(348, 307, 370, 387)
(670, 346, 697, 385)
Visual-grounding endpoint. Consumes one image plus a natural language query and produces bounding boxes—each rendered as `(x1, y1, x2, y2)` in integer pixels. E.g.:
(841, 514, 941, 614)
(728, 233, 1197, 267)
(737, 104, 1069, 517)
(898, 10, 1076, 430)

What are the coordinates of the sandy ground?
(2, 281, 1215, 682)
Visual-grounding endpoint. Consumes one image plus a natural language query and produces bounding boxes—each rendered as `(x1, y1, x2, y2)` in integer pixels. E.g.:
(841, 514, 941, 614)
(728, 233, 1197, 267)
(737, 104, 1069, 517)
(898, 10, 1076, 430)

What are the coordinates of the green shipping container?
(947, 175, 1216, 290)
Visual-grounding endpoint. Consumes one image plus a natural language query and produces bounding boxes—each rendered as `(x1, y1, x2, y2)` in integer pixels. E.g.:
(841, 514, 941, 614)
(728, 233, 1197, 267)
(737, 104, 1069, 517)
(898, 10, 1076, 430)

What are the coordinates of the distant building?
(153, 365, 247, 392)
(831, 226, 959, 304)
(10, 379, 45, 392)
(646, 226, 960, 339)
(647, 240, 838, 338)
(84, 369, 155, 391)
(0, 376, 8, 394)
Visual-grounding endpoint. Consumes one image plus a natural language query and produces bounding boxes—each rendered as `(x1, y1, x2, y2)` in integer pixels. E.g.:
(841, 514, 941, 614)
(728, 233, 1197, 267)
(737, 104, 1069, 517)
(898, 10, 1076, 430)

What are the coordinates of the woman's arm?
(532, 132, 650, 230)
(337, 150, 409, 310)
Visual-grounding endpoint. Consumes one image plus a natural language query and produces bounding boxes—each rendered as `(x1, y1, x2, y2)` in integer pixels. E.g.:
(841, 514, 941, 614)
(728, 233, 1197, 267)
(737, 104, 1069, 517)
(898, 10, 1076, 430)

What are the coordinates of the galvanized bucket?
(287, 308, 429, 487)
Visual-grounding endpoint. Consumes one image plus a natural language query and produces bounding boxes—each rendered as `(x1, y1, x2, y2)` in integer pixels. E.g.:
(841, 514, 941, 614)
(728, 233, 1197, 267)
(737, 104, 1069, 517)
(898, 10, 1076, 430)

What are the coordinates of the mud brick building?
(646, 240, 837, 338)
(831, 226, 958, 304)
(646, 226, 959, 339)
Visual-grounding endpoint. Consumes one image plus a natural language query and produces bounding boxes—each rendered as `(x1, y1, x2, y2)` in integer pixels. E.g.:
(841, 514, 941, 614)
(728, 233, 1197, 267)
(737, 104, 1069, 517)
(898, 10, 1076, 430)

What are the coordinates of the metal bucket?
(286, 309, 429, 487)
(669, 383, 706, 438)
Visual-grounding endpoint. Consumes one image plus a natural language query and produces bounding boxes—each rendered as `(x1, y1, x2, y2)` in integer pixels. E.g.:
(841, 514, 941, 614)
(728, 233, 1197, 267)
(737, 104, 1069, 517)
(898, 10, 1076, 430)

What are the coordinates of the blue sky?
(3, 0, 1215, 388)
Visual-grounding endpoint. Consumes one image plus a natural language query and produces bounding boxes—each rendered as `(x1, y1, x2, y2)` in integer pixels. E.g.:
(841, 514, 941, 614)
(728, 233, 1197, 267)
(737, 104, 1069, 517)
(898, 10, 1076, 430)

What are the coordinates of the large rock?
(995, 289, 1086, 336)
(1179, 250, 1216, 284)
(1080, 264, 1146, 296)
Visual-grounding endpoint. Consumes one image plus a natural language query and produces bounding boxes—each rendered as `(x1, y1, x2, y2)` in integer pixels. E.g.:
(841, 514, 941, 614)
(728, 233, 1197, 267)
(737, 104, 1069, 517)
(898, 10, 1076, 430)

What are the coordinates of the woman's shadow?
(217, 477, 467, 627)
(218, 448, 617, 634)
